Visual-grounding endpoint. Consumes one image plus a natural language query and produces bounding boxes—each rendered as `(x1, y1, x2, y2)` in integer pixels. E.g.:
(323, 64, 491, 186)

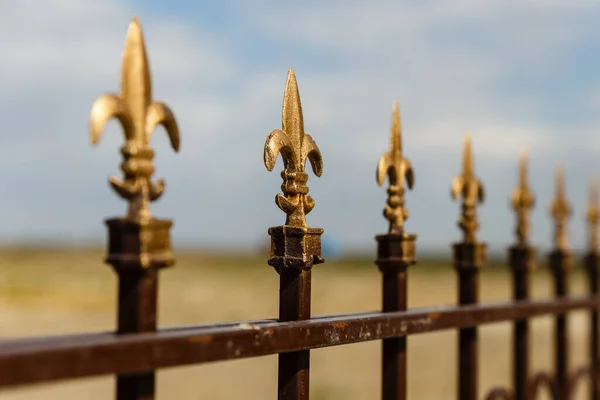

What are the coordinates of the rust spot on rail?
(188, 335, 213, 343)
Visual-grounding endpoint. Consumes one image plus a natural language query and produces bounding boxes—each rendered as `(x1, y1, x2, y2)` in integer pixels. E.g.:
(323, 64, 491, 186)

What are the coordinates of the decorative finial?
(510, 151, 535, 245)
(587, 177, 599, 252)
(376, 101, 415, 235)
(550, 165, 571, 251)
(89, 17, 180, 223)
(451, 133, 485, 243)
(264, 69, 323, 228)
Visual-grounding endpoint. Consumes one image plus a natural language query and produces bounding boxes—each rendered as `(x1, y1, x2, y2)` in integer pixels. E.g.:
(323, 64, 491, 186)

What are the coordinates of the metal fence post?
(264, 69, 324, 400)
(584, 178, 600, 400)
(509, 151, 536, 400)
(451, 134, 486, 400)
(374, 101, 417, 400)
(548, 165, 572, 400)
(89, 17, 180, 400)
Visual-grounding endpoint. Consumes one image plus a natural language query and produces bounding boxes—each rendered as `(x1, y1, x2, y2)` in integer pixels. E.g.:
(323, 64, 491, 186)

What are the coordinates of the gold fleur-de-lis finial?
(510, 151, 535, 245)
(451, 133, 485, 243)
(376, 101, 415, 235)
(586, 177, 599, 252)
(550, 165, 571, 251)
(89, 17, 180, 223)
(264, 69, 323, 228)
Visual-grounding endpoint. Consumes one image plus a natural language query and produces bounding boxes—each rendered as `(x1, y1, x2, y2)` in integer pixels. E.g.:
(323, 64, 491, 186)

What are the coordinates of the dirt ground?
(0, 250, 594, 399)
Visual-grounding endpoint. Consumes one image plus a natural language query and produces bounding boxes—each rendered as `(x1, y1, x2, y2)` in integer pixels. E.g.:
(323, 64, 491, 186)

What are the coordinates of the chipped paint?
(237, 323, 259, 330)
(324, 329, 341, 344)
(411, 317, 435, 328)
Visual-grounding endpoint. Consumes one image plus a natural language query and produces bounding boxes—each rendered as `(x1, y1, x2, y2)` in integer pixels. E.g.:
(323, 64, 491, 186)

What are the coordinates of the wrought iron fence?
(0, 17, 598, 400)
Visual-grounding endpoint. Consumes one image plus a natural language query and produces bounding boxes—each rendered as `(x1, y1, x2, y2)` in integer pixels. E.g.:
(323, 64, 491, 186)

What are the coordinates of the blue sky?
(1, 0, 600, 254)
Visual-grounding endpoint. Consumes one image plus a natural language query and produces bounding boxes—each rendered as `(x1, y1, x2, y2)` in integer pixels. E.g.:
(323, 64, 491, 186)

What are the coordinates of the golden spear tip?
(462, 131, 473, 174)
(284, 69, 300, 106)
(287, 68, 296, 79)
(127, 16, 143, 37)
(519, 150, 527, 168)
(463, 132, 472, 154)
(391, 100, 401, 153)
(556, 164, 564, 180)
(464, 132, 472, 157)
(282, 69, 299, 104)
(284, 68, 299, 93)
(555, 164, 565, 194)
(519, 149, 527, 161)
(590, 176, 598, 203)
(280, 68, 305, 164)
(518, 149, 527, 179)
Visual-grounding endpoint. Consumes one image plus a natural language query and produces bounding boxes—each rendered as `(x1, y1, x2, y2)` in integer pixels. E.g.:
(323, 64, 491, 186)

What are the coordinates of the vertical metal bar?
(376, 234, 416, 400)
(116, 269, 158, 400)
(278, 269, 312, 399)
(269, 227, 323, 400)
(585, 178, 600, 400)
(374, 101, 417, 400)
(263, 69, 325, 400)
(509, 151, 535, 400)
(105, 218, 174, 400)
(585, 253, 599, 399)
(450, 134, 486, 400)
(509, 246, 535, 400)
(454, 253, 484, 400)
(548, 165, 572, 400)
(550, 251, 570, 400)
(381, 269, 407, 400)
(459, 271, 478, 400)
(89, 16, 181, 400)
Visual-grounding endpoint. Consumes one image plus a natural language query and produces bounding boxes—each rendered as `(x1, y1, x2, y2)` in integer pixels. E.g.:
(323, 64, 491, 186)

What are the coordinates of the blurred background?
(0, 0, 600, 399)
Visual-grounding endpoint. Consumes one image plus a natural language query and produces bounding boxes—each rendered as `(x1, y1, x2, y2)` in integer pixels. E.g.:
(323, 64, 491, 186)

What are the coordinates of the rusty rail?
(0, 297, 598, 389)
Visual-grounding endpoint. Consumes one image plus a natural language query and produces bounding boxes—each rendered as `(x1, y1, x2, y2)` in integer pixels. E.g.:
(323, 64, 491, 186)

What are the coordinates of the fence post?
(509, 151, 536, 400)
(374, 102, 416, 400)
(548, 165, 572, 400)
(584, 178, 600, 400)
(451, 134, 486, 400)
(264, 69, 324, 400)
(89, 17, 180, 400)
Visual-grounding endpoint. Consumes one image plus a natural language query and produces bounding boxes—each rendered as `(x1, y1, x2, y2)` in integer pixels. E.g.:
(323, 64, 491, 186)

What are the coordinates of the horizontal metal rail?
(0, 296, 596, 389)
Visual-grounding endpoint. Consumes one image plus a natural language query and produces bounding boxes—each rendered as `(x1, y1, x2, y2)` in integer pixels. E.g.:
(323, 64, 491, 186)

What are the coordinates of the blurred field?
(0, 248, 594, 399)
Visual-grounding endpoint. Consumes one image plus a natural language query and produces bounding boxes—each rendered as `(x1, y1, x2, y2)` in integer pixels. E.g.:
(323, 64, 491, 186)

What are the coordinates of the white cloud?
(230, 1, 600, 164)
(347, 111, 567, 165)
(0, 0, 597, 251)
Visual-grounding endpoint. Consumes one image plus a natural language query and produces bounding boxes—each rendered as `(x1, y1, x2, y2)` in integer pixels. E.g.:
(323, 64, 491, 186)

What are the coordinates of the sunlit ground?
(0, 248, 593, 399)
